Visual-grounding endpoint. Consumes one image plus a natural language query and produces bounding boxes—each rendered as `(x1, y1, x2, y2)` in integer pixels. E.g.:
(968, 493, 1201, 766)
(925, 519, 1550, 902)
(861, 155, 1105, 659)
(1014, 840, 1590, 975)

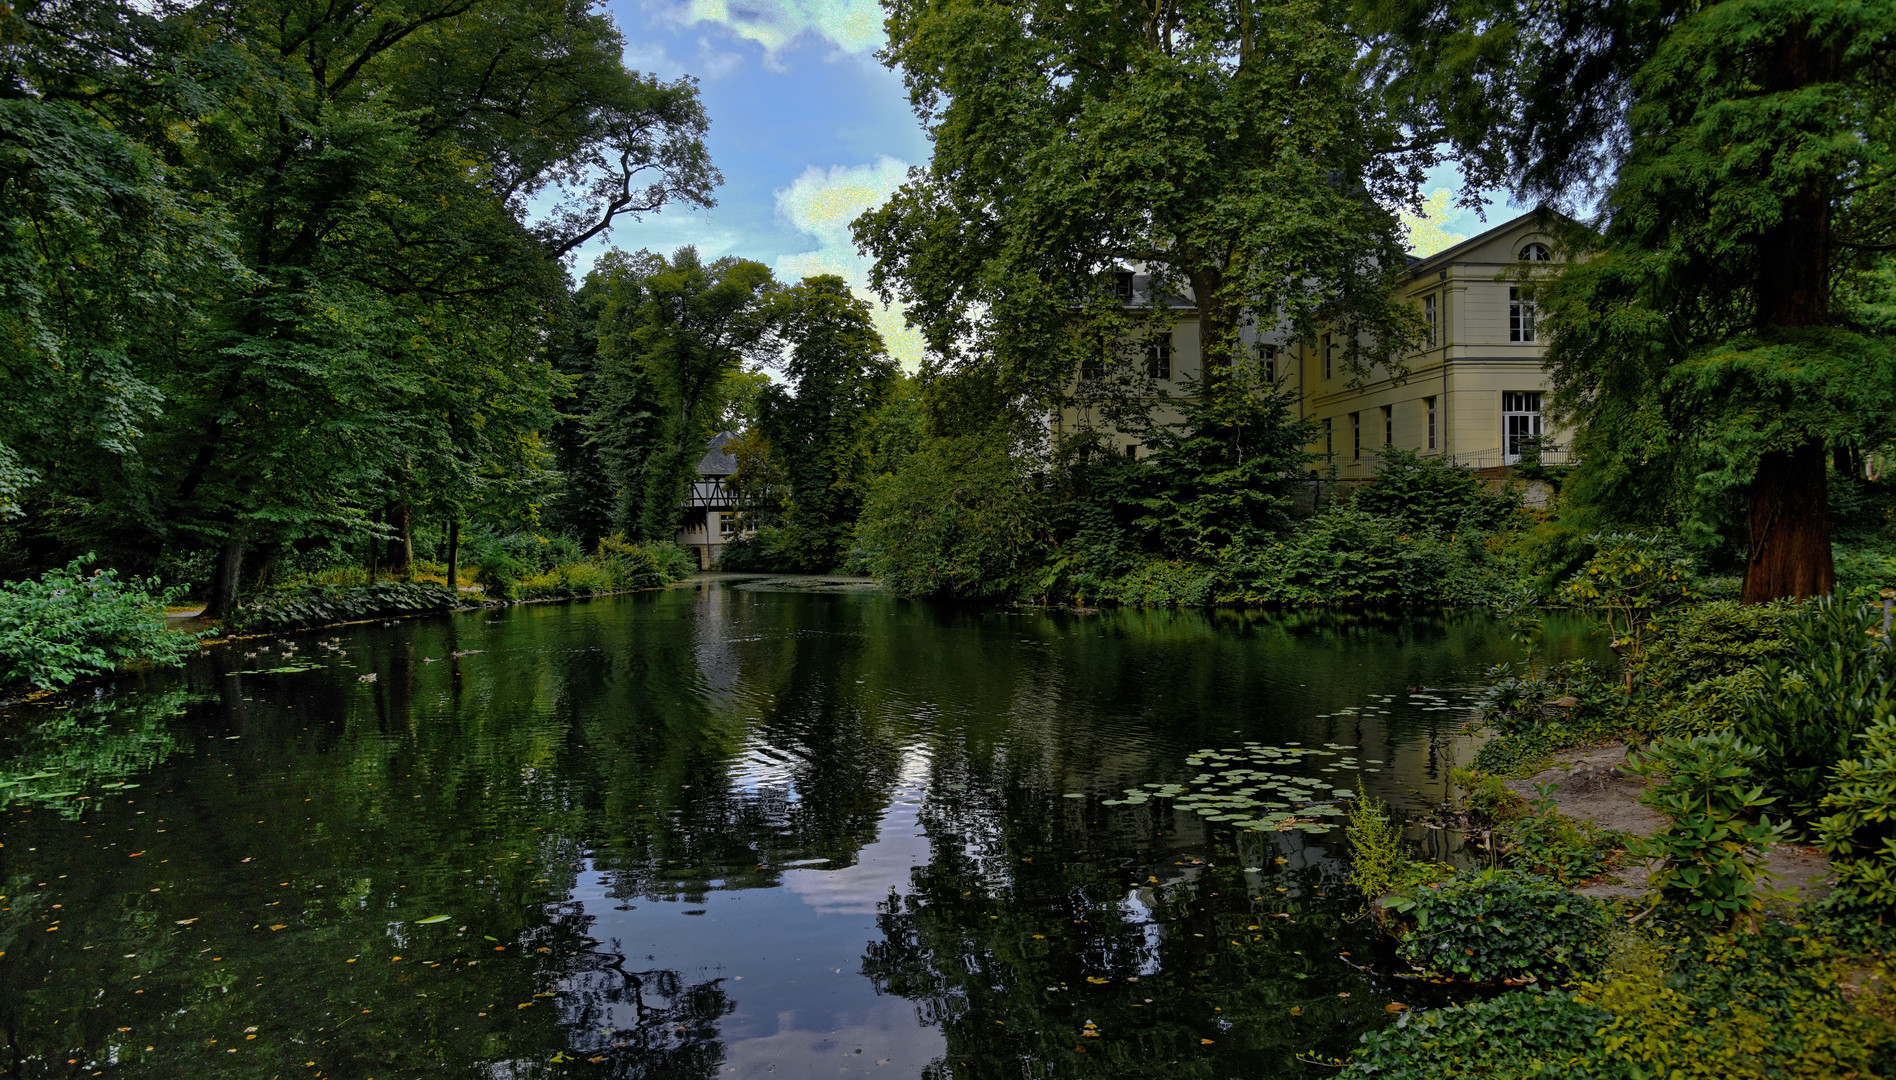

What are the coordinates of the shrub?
(1351, 446, 1520, 535)
(1346, 924, 1893, 1080)
(1557, 531, 1697, 666)
(1816, 713, 1896, 912)
(1631, 600, 1799, 738)
(1635, 599, 1801, 690)
(1625, 732, 1789, 925)
(0, 556, 199, 689)
(1471, 660, 1628, 776)
(1092, 557, 1220, 607)
(473, 552, 529, 598)
(1347, 794, 1411, 909)
(1222, 506, 1447, 606)
(231, 579, 458, 631)
(1345, 988, 1609, 1078)
(1383, 868, 1613, 984)
(854, 434, 1055, 599)
(1503, 784, 1631, 884)
(1453, 767, 1526, 821)
(1834, 543, 1896, 605)
(596, 535, 695, 588)
(1734, 599, 1896, 825)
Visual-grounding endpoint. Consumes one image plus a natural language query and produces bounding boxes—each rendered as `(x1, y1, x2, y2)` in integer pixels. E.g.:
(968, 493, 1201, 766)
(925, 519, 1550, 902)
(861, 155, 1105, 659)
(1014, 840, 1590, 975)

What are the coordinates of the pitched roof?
(696, 431, 740, 476)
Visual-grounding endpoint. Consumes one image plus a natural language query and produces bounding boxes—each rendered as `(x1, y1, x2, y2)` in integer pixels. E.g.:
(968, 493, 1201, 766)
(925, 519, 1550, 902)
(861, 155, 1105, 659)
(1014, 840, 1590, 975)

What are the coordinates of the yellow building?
(1055, 211, 1571, 478)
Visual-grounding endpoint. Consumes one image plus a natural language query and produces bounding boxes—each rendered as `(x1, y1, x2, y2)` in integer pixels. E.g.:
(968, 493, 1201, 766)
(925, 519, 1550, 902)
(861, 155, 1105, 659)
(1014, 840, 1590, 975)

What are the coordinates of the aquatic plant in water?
(1103, 741, 1381, 834)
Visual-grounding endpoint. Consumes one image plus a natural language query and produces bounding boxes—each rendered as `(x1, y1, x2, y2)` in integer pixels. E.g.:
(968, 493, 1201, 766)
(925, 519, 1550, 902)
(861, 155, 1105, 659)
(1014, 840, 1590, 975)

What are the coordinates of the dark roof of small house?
(696, 431, 740, 477)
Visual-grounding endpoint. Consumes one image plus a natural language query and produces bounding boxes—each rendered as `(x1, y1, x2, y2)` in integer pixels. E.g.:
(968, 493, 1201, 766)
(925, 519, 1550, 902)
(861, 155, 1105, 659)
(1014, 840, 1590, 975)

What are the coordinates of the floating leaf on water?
(416, 915, 452, 925)
(1063, 793, 1085, 799)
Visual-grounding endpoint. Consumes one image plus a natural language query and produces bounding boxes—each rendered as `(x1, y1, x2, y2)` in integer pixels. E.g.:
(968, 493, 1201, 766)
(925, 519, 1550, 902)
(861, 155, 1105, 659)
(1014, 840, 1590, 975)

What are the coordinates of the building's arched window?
(1518, 242, 1552, 262)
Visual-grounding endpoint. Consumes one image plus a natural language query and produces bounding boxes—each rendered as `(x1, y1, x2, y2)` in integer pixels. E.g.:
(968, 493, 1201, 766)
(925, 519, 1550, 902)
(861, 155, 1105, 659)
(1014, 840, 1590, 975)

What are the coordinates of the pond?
(0, 577, 1607, 1079)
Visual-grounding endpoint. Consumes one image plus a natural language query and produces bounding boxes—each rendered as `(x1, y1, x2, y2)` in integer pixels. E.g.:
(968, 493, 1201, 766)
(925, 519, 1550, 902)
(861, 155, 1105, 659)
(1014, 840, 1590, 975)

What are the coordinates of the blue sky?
(587, 0, 1526, 366)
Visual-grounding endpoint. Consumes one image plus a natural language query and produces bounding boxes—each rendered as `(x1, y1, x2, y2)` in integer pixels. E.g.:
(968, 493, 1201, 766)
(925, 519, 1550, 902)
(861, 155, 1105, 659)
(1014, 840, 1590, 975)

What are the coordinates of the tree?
(0, 0, 720, 614)
(756, 275, 898, 571)
(854, 0, 1428, 408)
(1083, 369, 1318, 560)
(590, 247, 780, 541)
(1361, 0, 1896, 601)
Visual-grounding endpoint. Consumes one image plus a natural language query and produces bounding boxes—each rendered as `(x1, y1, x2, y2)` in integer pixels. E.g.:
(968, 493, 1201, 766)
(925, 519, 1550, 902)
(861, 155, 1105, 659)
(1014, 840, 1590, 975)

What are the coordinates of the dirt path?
(1505, 744, 1832, 905)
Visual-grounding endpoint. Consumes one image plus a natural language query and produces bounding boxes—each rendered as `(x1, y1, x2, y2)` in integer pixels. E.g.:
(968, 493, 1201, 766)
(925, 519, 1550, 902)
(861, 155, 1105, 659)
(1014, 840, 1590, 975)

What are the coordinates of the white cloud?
(661, 0, 885, 59)
(694, 35, 745, 79)
(619, 38, 685, 79)
(773, 157, 922, 368)
(1398, 189, 1468, 258)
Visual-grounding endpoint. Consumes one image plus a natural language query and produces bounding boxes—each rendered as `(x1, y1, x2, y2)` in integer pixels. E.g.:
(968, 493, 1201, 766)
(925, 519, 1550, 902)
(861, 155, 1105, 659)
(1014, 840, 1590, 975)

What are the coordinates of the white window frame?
(1519, 242, 1552, 262)
(1509, 287, 1537, 343)
(1422, 293, 1437, 347)
(1351, 411, 1362, 459)
(1502, 391, 1543, 463)
(1425, 396, 1437, 450)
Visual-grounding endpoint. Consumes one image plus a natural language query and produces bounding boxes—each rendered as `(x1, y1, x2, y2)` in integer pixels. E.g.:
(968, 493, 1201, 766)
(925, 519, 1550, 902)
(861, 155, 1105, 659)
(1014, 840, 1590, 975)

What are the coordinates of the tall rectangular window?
(1509, 287, 1537, 342)
(1321, 333, 1333, 380)
(1324, 418, 1334, 459)
(1422, 294, 1437, 346)
(1381, 405, 1393, 447)
(1261, 344, 1277, 384)
(1146, 333, 1172, 380)
(1425, 396, 1437, 450)
(1351, 411, 1362, 459)
(1502, 391, 1543, 462)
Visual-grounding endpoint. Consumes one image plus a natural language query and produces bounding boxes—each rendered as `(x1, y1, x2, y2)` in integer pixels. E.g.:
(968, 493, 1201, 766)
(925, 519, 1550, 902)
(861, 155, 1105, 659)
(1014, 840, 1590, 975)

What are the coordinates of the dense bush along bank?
(1339, 580, 1896, 1076)
(844, 412, 1896, 611)
(0, 557, 201, 691)
(0, 538, 696, 695)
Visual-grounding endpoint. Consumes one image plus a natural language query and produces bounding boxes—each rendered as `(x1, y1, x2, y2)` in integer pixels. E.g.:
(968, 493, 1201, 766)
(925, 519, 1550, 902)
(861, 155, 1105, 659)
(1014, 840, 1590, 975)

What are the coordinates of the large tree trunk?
(204, 533, 246, 620)
(1742, 439, 1835, 603)
(445, 516, 461, 596)
(384, 503, 413, 579)
(1740, 29, 1840, 603)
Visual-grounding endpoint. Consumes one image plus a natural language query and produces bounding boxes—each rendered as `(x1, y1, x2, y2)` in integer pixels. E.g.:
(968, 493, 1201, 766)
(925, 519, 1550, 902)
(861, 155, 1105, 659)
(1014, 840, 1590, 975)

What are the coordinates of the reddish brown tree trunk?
(1742, 439, 1835, 603)
(1738, 28, 1840, 604)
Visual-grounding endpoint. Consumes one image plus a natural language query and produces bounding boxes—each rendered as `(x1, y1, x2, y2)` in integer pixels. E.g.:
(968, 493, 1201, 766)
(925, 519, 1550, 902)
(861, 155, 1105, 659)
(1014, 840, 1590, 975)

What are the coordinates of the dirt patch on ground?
(1506, 743, 1832, 905)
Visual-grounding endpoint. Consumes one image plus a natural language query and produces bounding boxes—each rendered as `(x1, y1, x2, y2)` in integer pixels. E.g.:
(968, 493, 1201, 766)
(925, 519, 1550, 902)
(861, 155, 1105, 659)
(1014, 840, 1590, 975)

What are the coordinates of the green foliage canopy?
(856, 0, 1428, 400)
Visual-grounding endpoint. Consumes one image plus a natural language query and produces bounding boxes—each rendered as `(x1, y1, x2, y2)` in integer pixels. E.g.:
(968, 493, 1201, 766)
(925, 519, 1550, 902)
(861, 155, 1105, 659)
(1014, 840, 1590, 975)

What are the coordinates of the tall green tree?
(756, 275, 898, 571)
(1, 0, 720, 613)
(590, 247, 780, 541)
(854, 0, 1428, 407)
(1362, 0, 1896, 601)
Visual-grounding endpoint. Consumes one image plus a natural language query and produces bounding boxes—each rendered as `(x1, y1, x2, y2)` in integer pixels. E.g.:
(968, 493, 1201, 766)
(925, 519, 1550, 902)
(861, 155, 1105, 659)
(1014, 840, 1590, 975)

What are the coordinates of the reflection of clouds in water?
(780, 749, 931, 915)
(719, 999, 946, 1078)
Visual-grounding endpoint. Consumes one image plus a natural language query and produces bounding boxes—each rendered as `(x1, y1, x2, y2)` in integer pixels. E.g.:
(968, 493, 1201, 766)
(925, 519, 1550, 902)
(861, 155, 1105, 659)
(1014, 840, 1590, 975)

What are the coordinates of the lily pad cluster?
(1103, 742, 1382, 834)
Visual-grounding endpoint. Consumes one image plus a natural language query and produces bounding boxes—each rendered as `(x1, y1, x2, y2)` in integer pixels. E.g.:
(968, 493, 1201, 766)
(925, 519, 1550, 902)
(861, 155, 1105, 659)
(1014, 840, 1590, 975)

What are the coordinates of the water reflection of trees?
(863, 741, 1424, 1080)
(554, 586, 904, 905)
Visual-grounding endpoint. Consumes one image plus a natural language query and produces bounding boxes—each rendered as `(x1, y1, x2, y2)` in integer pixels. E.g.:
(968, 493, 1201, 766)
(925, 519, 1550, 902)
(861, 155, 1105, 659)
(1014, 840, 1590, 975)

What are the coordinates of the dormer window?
(1113, 270, 1135, 303)
(1518, 242, 1551, 262)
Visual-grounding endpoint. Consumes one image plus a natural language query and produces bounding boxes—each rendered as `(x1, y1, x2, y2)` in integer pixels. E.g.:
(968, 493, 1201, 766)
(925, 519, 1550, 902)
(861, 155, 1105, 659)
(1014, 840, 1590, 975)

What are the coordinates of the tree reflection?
(863, 744, 1435, 1080)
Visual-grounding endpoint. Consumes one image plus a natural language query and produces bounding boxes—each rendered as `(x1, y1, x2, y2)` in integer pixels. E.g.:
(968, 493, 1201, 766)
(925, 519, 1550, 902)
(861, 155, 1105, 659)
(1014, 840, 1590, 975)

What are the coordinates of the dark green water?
(0, 577, 1605, 1079)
